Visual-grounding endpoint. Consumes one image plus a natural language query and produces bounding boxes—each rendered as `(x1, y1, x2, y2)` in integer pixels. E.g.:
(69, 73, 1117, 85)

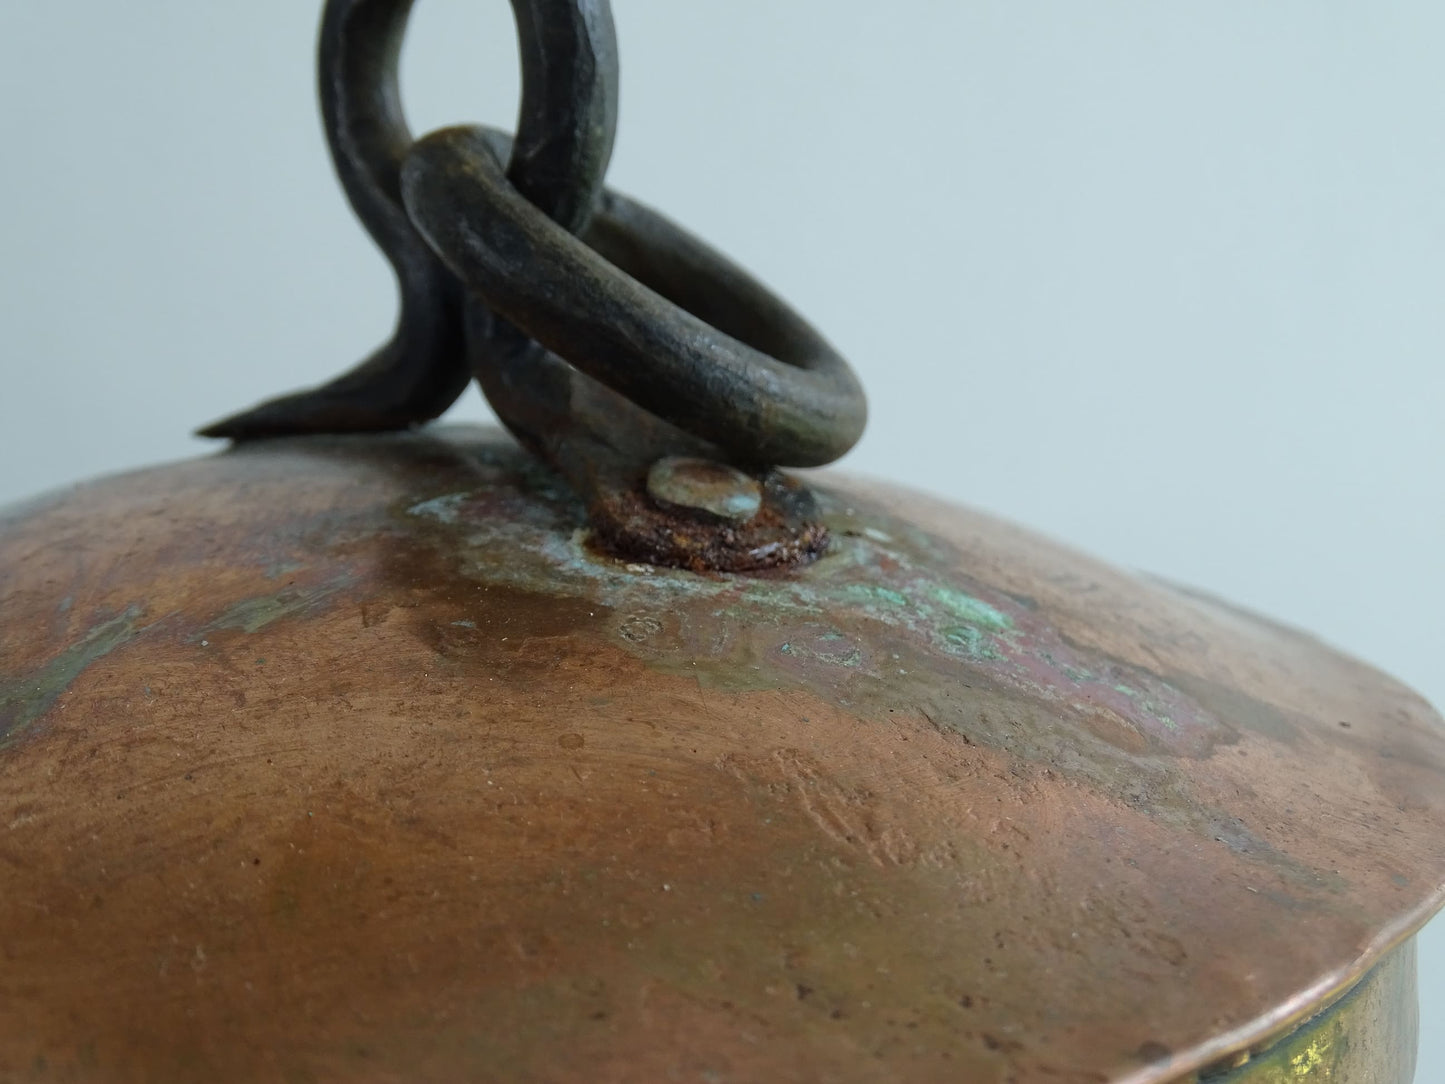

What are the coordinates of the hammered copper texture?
(0, 428, 1441, 1083)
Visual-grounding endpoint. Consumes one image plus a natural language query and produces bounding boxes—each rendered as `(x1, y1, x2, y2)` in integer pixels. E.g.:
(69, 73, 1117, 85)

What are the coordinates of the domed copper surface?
(1, 428, 1441, 1082)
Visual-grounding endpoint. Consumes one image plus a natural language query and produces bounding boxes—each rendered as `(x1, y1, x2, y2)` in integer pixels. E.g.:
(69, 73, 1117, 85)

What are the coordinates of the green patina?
(1, 573, 353, 750)
(395, 440, 1320, 884)
(193, 576, 354, 638)
(943, 625, 1000, 661)
(397, 452, 1221, 766)
(777, 630, 864, 669)
(836, 583, 909, 610)
(0, 606, 146, 746)
(929, 585, 1013, 631)
(199, 592, 316, 636)
(401, 460, 1208, 750)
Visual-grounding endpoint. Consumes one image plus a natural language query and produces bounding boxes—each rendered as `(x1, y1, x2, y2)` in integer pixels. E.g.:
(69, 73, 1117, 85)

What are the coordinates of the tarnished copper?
(1206, 944, 1417, 1082)
(1, 428, 1442, 1082)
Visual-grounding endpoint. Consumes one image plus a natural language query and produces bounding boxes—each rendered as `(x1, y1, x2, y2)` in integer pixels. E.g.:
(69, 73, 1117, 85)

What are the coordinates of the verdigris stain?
(403, 468, 1222, 755)
(192, 574, 355, 639)
(0, 606, 147, 746)
(393, 444, 1312, 882)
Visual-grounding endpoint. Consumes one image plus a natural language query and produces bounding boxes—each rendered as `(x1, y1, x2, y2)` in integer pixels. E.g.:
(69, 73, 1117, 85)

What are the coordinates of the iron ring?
(402, 124, 867, 467)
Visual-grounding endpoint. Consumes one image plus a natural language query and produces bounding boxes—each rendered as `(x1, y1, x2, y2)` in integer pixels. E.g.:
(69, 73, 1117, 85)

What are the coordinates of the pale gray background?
(1, 1, 1440, 1074)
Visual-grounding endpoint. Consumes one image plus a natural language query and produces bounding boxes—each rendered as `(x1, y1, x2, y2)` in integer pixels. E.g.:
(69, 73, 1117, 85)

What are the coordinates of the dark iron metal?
(199, 0, 618, 439)
(404, 126, 865, 469)
(435, 127, 851, 571)
(199, 0, 866, 571)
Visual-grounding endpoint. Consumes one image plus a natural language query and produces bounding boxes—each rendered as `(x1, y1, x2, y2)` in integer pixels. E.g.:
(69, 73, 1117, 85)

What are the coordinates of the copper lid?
(2, 428, 1441, 1082)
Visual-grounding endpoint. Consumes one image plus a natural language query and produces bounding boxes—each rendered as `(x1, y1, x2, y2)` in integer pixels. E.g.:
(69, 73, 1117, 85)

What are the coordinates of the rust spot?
(586, 470, 828, 573)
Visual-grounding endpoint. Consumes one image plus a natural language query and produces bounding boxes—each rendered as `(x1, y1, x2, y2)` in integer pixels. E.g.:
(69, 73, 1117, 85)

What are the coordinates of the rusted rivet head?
(645, 457, 763, 523)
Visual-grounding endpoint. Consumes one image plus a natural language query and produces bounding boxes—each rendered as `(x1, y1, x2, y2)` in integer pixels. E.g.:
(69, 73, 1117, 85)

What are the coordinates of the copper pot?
(3, 2, 1441, 1080)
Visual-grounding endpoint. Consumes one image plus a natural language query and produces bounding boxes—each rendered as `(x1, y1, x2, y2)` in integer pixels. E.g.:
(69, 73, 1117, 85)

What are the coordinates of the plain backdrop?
(1, 1, 1441, 1074)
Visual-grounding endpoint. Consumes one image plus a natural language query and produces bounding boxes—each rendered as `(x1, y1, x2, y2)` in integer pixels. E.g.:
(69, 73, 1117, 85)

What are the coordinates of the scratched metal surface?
(1, 427, 1441, 1083)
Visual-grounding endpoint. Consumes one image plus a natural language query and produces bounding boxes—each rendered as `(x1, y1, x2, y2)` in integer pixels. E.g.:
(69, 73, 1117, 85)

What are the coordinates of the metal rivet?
(645, 457, 763, 523)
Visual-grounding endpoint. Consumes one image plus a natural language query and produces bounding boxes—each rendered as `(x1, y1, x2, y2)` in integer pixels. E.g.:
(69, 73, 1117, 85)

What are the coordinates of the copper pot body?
(1, 428, 1441, 1083)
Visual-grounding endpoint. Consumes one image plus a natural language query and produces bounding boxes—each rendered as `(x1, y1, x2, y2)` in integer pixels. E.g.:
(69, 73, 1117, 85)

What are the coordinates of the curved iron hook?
(199, 0, 617, 439)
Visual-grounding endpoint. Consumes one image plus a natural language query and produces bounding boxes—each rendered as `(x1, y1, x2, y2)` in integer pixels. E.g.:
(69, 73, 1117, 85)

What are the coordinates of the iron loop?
(201, 0, 866, 488)
(200, 0, 618, 439)
(403, 126, 867, 467)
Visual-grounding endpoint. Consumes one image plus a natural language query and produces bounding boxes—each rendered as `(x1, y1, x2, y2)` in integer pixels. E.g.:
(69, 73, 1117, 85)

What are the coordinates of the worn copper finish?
(1, 428, 1442, 1082)
(1207, 942, 1417, 1082)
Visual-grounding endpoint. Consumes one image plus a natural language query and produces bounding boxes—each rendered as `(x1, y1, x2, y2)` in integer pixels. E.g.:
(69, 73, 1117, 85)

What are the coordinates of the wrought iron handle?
(403, 126, 865, 467)
(200, 0, 867, 570)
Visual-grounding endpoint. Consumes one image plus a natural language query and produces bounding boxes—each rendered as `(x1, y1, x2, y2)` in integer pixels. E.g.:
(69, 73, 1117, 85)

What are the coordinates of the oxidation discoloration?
(399, 439, 1308, 871)
(1198, 943, 1418, 1083)
(192, 574, 357, 638)
(406, 457, 1227, 754)
(0, 606, 148, 747)
(0, 426, 1440, 1084)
